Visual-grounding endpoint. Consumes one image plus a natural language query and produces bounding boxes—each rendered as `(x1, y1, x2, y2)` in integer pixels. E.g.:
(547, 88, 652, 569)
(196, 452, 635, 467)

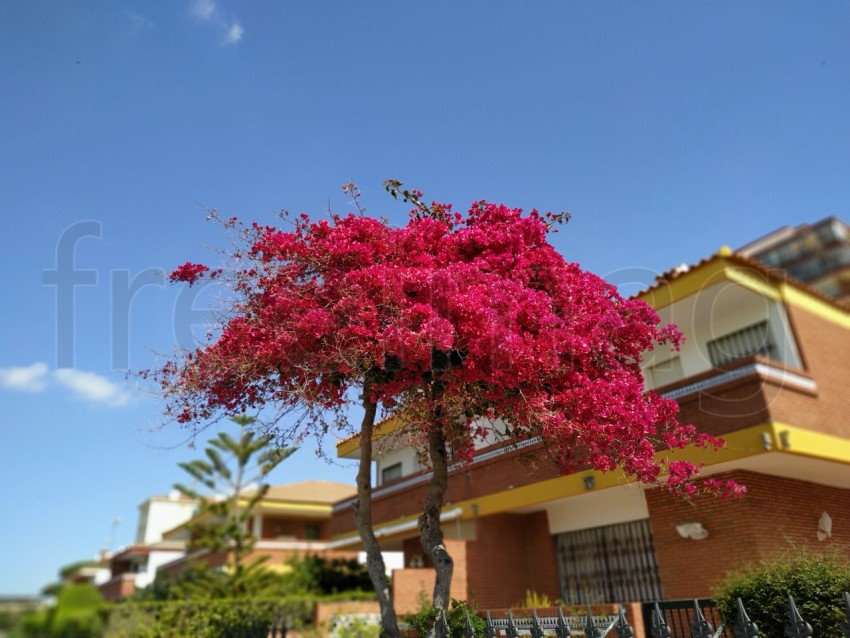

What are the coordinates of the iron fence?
(427, 591, 850, 637)
(643, 599, 731, 638)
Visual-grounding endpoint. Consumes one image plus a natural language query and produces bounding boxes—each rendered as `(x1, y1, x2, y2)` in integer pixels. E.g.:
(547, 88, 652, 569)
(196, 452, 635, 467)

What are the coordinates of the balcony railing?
(657, 355, 816, 400)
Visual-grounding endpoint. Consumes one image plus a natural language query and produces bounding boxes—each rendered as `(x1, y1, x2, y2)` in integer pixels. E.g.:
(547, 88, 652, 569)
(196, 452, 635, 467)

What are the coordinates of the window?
(818, 219, 846, 244)
(706, 321, 777, 367)
(304, 524, 320, 540)
(645, 356, 683, 389)
(381, 462, 402, 484)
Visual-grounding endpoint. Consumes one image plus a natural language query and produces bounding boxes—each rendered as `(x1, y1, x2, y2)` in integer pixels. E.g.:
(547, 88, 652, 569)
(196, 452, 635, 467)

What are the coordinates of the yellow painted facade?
(332, 421, 850, 548)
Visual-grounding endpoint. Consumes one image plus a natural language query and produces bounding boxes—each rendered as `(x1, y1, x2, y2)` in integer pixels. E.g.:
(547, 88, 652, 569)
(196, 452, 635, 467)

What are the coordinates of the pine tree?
(173, 414, 297, 598)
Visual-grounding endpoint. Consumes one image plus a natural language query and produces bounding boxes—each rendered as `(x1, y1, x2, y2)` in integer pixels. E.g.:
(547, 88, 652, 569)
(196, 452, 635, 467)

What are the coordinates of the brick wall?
(465, 512, 560, 609)
(647, 470, 850, 599)
(261, 516, 329, 540)
(332, 440, 563, 535)
(391, 514, 559, 611)
(98, 574, 137, 601)
(670, 363, 772, 437)
(393, 568, 436, 615)
(780, 304, 850, 437)
(393, 538, 470, 615)
(659, 353, 825, 440)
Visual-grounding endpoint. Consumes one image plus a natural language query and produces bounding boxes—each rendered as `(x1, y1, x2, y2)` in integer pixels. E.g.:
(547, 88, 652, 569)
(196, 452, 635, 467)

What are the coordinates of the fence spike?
(585, 605, 602, 638)
(485, 610, 496, 638)
(784, 595, 813, 638)
(732, 598, 759, 638)
(464, 608, 475, 638)
(554, 607, 570, 638)
(841, 592, 850, 638)
(650, 603, 671, 638)
(505, 610, 519, 638)
(690, 599, 713, 638)
(528, 608, 544, 638)
(615, 606, 634, 638)
(435, 609, 450, 638)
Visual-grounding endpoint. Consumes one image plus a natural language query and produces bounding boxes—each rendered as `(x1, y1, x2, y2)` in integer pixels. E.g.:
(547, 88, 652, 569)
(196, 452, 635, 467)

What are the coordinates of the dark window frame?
(381, 462, 403, 484)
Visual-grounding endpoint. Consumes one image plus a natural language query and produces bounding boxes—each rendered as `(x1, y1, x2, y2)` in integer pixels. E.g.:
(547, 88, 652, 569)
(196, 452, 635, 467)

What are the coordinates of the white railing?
(660, 360, 815, 400)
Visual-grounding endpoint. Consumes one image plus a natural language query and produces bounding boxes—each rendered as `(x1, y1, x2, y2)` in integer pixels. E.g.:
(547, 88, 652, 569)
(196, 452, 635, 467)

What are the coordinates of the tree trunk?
(420, 424, 454, 615)
(353, 394, 400, 637)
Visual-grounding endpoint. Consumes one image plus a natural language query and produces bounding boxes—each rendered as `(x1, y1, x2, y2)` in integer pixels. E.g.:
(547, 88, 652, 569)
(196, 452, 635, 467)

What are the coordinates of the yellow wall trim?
(638, 258, 734, 311)
(768, 421, 850, 463)
(331, 422, 850, 547)
(781, 285, 850, 329)
(249, 501, 333, 515)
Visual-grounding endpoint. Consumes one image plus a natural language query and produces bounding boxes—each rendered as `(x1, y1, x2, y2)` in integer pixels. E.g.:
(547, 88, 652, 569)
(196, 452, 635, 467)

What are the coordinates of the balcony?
(655, 354, 817, 437)
(98, 573, 138, 601)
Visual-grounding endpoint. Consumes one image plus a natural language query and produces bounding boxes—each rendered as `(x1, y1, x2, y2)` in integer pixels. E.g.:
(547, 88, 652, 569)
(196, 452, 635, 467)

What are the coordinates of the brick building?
(328, 243, 850, 612)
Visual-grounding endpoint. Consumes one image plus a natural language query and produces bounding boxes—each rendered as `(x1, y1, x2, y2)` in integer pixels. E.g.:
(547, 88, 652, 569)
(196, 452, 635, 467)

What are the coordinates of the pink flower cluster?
(169, 262, 210, 286)
(157, 196, 740, 496)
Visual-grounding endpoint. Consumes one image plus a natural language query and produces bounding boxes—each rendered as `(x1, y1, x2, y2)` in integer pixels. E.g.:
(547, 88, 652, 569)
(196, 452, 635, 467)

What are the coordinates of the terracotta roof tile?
(334, 415, 396, 448)
(634, 248, 850, 312)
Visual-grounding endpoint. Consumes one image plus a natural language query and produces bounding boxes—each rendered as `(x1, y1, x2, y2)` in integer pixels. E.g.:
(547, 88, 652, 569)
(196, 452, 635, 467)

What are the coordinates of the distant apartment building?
(739, 216, 850, 303)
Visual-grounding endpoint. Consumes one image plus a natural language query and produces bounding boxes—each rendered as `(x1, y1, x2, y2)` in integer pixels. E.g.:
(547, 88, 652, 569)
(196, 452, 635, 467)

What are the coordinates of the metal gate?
(555, 519, 663, 605)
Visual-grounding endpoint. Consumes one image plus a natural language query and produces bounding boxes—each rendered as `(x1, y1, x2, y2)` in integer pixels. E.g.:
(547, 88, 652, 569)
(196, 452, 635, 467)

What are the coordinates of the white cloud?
(191, 0, 217, 21)
(190, 0, 244, 45)
(129, 12, 154, 29)
(0, 362, 49, 393)
(223, 22, 244, 44)
(54, 368, 134, 407)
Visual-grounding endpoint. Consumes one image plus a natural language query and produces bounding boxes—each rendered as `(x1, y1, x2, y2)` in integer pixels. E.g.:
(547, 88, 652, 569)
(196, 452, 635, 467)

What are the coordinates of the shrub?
(514, 589, 558, 610)
(102, 597, 313, 638)
(280, 555, 375, 596)
(52, 583, 104, 638)
(713, 549, 850, 637)
(329, 614, 382, 638)
(404, 598, 486, 638)
(10, 609, 52, 638)
(10, 585, 103, 638)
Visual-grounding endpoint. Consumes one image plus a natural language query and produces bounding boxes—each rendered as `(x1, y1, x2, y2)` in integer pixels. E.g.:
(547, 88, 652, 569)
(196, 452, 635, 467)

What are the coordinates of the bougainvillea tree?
(155, 182, 739, 637)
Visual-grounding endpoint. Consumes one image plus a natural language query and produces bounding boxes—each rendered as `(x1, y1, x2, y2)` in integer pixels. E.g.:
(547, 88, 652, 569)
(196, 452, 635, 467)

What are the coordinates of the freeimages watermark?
(43, 221, 219, 371)
(42, 220, 799, 418)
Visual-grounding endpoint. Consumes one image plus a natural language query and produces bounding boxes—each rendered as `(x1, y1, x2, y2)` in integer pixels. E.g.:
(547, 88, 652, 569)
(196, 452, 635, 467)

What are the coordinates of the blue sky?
(1, 1, 848, 595)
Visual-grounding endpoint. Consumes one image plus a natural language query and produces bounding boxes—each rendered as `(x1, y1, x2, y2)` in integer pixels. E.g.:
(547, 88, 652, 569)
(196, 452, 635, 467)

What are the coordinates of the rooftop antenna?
(107, 516, 121, 551)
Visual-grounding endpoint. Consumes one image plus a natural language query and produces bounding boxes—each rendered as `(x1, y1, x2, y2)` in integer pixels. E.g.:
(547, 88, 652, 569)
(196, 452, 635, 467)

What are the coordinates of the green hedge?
(52, 584, 105, 638)
(102, 597, 313, 638)
(404, 599, 486, 638)
(11, 583, 103, 638)
(713, 550, 850, 637)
